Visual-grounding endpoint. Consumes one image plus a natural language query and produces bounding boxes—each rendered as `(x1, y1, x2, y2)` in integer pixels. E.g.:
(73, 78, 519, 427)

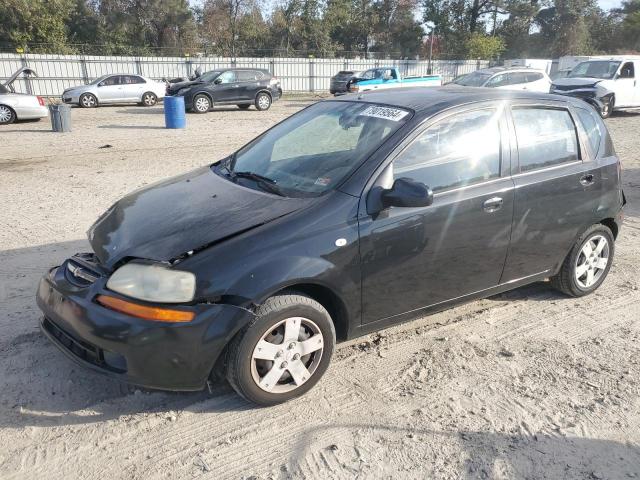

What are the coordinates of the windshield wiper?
(232, 171, 286, 197)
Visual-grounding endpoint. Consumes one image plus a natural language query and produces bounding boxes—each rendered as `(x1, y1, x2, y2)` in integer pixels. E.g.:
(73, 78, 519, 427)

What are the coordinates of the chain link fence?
(0, 52, 490, 96)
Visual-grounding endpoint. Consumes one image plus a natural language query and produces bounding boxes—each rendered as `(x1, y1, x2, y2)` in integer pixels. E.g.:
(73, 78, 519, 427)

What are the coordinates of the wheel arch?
(255, 89, 272, 100)
(600, 217, 619, 239)
(192, 91, 214, 107)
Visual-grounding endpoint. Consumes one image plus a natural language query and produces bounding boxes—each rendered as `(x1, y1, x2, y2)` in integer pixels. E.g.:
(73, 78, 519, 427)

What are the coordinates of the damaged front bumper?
(36, 254, 255, 391)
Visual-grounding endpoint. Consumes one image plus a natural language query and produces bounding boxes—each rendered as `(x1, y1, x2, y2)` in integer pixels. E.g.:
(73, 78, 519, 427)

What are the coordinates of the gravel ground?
(1, 100, 639, 480)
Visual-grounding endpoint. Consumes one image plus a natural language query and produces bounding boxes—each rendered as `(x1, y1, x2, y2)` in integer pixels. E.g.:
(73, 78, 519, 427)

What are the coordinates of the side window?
(486, 73, 508, 87)
(237, 70, 257, 81)
(361, 69, 375, 80)
(101, 76, 119, 86)
(512, 107, 579, 172)
(393, 109, 501, 192)
(121, 75, 145, 84)
(575, 107, 602, 155)
(619, 62, 634, 79)
(217, 71, 236, 84)
(510, 72, 529, 84)
(525, 72, 543, 82)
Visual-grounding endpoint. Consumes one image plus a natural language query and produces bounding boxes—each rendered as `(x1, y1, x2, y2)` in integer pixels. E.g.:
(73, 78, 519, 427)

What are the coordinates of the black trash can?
(49, 104, 72, 132)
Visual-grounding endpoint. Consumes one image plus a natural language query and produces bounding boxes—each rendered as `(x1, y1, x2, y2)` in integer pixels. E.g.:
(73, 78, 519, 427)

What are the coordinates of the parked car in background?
(450, 67, 552, 92)
(62, 74, 166, 108)
(550, 56, 640, 118)
(0, 67, 48, 125)
(346, 67, 441, 93)
(167, 68, 282, 113)
(37, 88, 624, 406)
(330, 70, 361, 95)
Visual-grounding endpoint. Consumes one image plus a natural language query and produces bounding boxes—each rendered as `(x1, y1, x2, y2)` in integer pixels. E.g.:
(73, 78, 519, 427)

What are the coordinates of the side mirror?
(367, 177, 433, 214)
(97, 82, 105, 87)
(214, 78, 222, 85)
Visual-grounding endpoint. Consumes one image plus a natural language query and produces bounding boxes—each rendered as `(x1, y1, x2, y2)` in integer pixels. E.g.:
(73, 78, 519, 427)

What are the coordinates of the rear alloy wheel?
(193, 94, 211, 113)
(141, 92, 157, 107)
(0, 105, 16, 124)
(255, 92, 271, 111)
(225, 292, 335, 405)
(79, 93, 98, 108)
(551, 224, 614, 297)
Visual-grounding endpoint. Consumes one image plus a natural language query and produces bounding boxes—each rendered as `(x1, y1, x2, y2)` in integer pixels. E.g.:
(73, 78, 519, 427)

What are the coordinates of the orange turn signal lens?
(96, 295, 195, 323)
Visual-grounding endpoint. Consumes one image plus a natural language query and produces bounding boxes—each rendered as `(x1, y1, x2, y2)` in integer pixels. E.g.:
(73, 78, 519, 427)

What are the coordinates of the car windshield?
(569, 61, 620, 79)
(217, 101, 411, 197)
(89, 75, 111, 85)
(200, 70, 223, 82)
(453, 71, 493, 87)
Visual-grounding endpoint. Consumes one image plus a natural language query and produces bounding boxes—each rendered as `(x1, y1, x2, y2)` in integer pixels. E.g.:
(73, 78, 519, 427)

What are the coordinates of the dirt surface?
(1, 100, 639, 480)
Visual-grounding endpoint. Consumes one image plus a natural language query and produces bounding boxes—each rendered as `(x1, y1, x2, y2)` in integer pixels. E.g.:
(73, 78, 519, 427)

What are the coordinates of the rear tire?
(255, 92, 271, 111)
(141, 92, 157, 107)
(79, 93, 98, 108)
(0, 104, 16, 124)
(225, 291, 335, 406)
(551, 224, 614, 297)
(193, 94, 211, 113)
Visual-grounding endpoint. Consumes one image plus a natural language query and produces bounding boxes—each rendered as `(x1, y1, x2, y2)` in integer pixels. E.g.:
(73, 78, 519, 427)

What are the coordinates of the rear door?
(236, 70, 260, 101)
(501, 101, 601, 282)
(359, 105, 514, 323)
(120, 75, 146, 101)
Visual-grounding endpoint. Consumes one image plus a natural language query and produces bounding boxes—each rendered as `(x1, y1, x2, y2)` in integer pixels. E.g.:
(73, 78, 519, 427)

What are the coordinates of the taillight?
(349, 84, 359, 93)
(37, 96, 45, 106)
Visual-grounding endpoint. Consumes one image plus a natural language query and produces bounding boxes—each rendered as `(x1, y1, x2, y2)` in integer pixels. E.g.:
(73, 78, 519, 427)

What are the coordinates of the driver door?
(359, 106, 514, 324)
(615, 62, 636, 107)
(96, 75, 122, 103)
(211, 70, 239, 103)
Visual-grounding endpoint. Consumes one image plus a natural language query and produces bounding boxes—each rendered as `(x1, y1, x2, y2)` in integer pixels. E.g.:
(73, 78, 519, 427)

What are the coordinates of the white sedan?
(0, 67, 49, 125)
(451, 67, 552, 93)
(62, 74, 166, 108)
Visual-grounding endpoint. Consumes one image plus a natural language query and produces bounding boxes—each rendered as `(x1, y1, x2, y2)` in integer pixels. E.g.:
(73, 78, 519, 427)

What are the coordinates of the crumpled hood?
(552, 77, 602, 89)
(167, 79, 202, 94)
(88, 166, 311, 269)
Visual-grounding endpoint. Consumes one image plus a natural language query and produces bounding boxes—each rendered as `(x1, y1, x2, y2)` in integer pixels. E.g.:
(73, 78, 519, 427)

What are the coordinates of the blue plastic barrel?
(164, 96, 186, 129)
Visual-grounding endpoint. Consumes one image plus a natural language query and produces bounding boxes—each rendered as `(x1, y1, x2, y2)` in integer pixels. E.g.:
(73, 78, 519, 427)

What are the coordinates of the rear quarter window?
(512, 107, 579, 172)
(575, 107, 602, 156)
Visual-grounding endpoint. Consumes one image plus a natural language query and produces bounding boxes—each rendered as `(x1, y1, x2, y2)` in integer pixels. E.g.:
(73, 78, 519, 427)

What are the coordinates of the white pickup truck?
(550, 56, 640, 118)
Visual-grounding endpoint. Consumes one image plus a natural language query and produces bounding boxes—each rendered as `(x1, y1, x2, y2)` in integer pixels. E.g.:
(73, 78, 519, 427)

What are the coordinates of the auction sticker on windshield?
(360, 105, 409, 122)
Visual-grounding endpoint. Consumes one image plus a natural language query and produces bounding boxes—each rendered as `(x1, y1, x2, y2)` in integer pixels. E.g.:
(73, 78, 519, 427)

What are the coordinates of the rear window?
(512, 107, 579, 172)
(575, 107, 602, 155)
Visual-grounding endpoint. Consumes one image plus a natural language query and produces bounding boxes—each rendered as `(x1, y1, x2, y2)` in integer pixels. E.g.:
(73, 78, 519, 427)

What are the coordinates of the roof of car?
(333, 86, 579, 114)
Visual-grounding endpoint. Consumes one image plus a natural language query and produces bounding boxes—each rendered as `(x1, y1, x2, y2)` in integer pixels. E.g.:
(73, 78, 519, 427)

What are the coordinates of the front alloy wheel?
(225, 292, 335, 405)
(80, 93, 97, 108)
(193, 94, 211, 113)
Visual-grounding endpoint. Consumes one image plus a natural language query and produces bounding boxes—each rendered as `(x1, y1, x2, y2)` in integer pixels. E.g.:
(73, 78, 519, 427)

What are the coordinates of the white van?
(551, 56, 640, 117)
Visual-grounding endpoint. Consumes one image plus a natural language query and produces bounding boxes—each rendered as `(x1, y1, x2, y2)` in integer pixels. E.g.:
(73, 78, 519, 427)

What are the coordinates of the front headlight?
(106, 262, 196, 303)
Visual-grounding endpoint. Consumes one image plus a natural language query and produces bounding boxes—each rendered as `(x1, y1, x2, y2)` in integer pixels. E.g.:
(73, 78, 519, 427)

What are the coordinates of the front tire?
(225, 292, 335, 406)
(600, 96, 614, 118)
(141, 92, 157, 107)
(0, 104, 16, 124)
(79, 93, 98, 108)
(255, 92, 272, 111)
(551, 224, 614, 297)
(193, 94, 211, 113)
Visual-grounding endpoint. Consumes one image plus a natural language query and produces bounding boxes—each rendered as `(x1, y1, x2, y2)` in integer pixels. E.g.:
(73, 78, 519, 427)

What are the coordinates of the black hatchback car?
(37, 88, 624, 406)
(167, 68, 281, 112)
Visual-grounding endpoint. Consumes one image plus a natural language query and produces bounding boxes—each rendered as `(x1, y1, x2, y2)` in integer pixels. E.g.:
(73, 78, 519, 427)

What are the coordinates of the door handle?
(483, 196, 503, 213)
(580, 174, 595, 186)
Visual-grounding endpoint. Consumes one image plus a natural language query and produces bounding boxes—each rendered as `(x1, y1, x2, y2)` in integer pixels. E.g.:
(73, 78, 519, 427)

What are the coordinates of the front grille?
(64, 253, 103, 287)
(43, 318, 126, 373)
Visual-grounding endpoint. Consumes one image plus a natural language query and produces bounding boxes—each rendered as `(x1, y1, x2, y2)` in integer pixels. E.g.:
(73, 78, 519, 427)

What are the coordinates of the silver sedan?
(62, 74, 166, 108)
(0, 67, 49, 125)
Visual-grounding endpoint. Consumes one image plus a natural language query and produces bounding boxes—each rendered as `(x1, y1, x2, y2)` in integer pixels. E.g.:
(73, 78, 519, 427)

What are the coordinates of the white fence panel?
(0, 53, 489, 96)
